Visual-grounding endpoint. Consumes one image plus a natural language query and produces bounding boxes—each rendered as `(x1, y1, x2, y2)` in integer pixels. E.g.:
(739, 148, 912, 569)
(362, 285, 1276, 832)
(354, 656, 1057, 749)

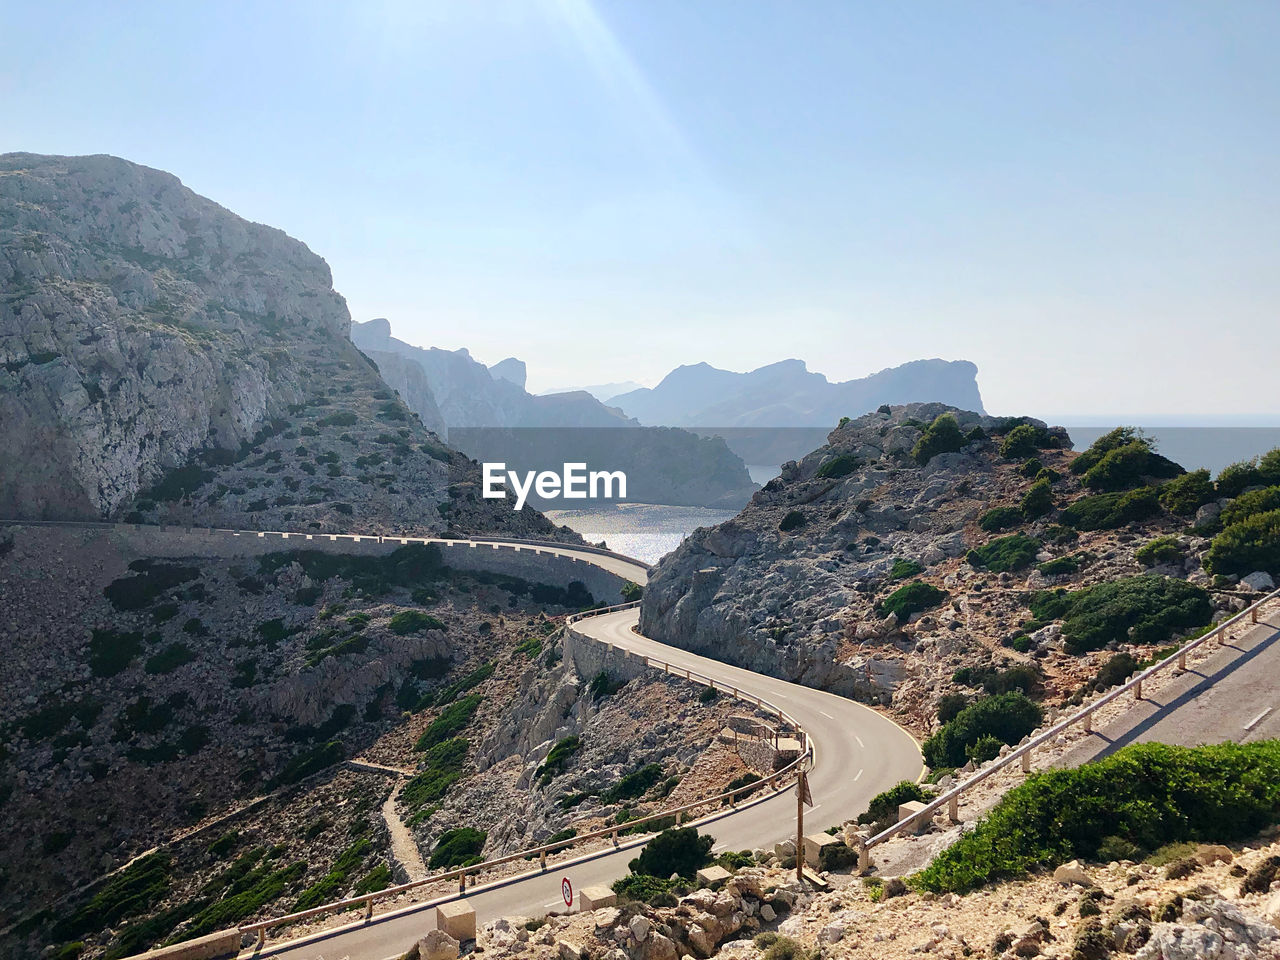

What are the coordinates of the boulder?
(630, 915, 653, 942)
(1242, 571, 1276, 593)
(557, 941, 584, 960)
(418, 930, 460, 960)
(1054, 860, 1093, 886)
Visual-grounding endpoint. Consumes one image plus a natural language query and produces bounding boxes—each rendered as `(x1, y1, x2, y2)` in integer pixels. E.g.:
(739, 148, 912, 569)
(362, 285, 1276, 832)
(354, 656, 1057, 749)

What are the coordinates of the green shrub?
(402, 738, 469, 810)
(1037, 555, 1082, 577)
(921, 692, 1042, 769)
(389, 610, 446, 635)
(1205, 509, 1280, 576)
(1160, 469, 1215, 516)
(816, 454, 860, 479)
(432, 662, 494, 706)
(1083, 441, 1167, 491)
(1216, 458, 1263, 498)
(966, 733, 1003, 763)
(274, 740, 344, 786)
(513, 636, 542, 658)
(353, 865, 392, 895)
(611, 874, 682, 907)
(88, 629, 145, 678)
(912, 414, 966, 465)
(293, 838, 371, 910)
(620, 581, 644, 602)
(1020, 478, 1054, 519)
(1061, 486, 1161, 531)
(603, 763, 665, 803)
(53, 853, 171, 940)
(937, 693, 969, 724)
(1222, 486, 1280, 527)
(967, 534, 1040, 573)
(257, 544, 445, 597)
(1135, 536, 1182, 567)
(779, 510, 806, 532)
(1019, 458, 1044, 478)
(1094, 653, 1139, 691)
(415, 694, 483, 751)
(1028, 575, 1212, 654)
(889, 558, 924, 580)
(627, 827, 714, 879)
(857, 781, 927, 827)
(913, 740, 1280, 893)
(1071, 427, 1143, 475)
(979, 507, 1023, 533)
(144, 643, 195, 675)
(1000, 424, 1048, 459)
(103, 561, 199, 612)
(536, 736, 581, 784)
(1045, 524, 1079, 545)
(877, 581, 948, 619)
(819, 841, 858, 871)
(589, 670, 625, 700)
(430, 827, 486, 869)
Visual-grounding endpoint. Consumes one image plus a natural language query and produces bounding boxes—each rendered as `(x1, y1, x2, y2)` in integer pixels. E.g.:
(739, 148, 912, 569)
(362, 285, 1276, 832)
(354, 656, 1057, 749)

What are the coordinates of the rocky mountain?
(0, 153, 568, 538)
(538, 379, 644, 401)
(609, 358, 985, 428)
(639, 404, 1272, 730)
(351, 319, 759, 509)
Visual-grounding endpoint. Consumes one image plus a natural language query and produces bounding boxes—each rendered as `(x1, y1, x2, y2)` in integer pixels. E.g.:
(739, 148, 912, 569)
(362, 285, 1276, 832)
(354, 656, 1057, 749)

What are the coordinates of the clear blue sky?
(3, 1, 1278, 419)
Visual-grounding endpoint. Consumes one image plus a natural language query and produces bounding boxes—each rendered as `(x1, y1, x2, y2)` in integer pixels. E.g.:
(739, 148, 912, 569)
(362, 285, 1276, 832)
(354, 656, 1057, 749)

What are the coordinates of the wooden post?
(1083, 713, 1092, 733)
(1021, 749, 1032, 773)
(365, 898, 373, 920)
(1253, 607, 1259, 624)
(459, 871, 466, 894)
(948, 794, 959, 821)
(1134, 679, 1143, 700)
(611, 828, 619, 847)
(1178, 651, 1187, 671)
(796, 766, 806, 886)
(258, 929, 266, 948)
(539, 849, 547, 871)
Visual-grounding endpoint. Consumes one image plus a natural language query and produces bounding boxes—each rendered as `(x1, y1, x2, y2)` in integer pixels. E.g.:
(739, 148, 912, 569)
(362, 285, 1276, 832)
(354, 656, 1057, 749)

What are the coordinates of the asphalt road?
(1057, 612, 1280, 766)
(248, 549, 922, 960)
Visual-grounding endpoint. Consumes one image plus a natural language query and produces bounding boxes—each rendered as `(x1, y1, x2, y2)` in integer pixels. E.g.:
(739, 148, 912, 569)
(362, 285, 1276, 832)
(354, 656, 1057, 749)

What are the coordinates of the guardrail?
(863, 586, 1280, 853)
(231, 602, 811, 947)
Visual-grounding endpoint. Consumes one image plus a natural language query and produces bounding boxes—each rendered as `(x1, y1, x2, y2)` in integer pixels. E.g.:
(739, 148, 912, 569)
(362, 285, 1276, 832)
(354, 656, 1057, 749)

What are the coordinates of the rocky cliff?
(0, 153, 569, 538)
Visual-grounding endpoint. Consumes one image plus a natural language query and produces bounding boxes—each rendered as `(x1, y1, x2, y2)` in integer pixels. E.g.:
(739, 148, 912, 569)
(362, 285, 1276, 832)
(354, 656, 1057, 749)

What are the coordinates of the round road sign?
(562, 876, 573, 908)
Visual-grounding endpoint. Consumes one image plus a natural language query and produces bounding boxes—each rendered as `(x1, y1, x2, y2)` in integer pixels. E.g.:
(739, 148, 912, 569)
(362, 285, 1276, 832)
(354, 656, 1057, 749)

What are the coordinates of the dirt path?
(382, 779, 428, 881)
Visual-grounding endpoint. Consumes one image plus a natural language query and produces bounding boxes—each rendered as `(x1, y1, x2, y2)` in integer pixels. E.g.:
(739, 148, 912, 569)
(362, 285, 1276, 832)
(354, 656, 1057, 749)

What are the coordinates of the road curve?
(240, 542, 922, 960)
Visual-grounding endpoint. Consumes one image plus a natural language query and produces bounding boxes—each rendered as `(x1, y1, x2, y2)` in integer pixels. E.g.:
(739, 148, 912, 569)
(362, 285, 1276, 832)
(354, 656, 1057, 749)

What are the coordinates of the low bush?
(53, 853, 172, 940)
(402, 738, 468, 810)
(1028, 575, 1212, 654)
(603, 763, 665, 803)
(1070, 427, 1143, 475)
(913, 740, 1280, 893)
(589, 670, 625, 700)
(937, 693, 969, 723)
(1037, 554, 1083, 577)
(979, 507, 1023, 533)
(1135, 536, 1182, 567)
(1019, 458, 1044, 478)
(88, 629, 145, 678)
(1159, 469, 1216, 516)
(627, 827, 714, 879)
(535, 736, 581, 784)
(611, 874, 683, 907)
(415, 694, 483, 751)
(1061, 486, 1161, 531)
(967, 534, 1040, 573)
(912, 414, 966, 465)
(389, 610, 446, 635)
(877, 581, 949, 619)
(778, 510, 806, 532)
(1083, 440, 1178, 491)
(273, 741, 344, 786)
(816, 454, 860, 479)
(430, 827, 486, 869)
(144, 643, 195, 675)
(857, 781, 927, 829)
(294, 838, 371, 910)
(1216, 458, 1264, 498)
(1205, 509, 1280, 576)
(620, 580, 644, 602)
(1222, 486, 1280, 527)
(1000, 424, 1050, 459)
(1093, 652, 1139, 691)
(921, 692, 1042, 769)
(889, 557, 924, 580)
(1020, 478, 1054, 519)
(430, 662, 494, 707)
(1045, 524, 1079, 545)
(103, 561, 200, 612)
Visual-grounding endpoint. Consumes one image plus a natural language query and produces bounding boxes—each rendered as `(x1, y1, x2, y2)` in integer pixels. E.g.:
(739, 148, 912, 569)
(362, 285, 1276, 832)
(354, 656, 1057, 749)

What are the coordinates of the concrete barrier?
(123, 929, 240, 960)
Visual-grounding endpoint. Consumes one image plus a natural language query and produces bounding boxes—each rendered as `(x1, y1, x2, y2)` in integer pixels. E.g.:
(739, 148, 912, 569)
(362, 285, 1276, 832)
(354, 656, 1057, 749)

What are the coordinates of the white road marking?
(819, 710, 834, 719)
(854, 768, 864, 781)
(1245, 707, 1274, 731)
(854, 735, 865, 748)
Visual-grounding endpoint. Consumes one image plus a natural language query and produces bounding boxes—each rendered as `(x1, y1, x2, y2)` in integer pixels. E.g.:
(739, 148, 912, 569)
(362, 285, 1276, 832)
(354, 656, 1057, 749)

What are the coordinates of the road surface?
(1057, 611, 1280, 766)
(248, 546, 923, 960)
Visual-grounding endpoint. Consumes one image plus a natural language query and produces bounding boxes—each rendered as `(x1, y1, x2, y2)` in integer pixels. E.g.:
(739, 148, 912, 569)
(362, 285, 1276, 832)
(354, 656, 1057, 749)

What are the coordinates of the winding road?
(248, 541, 923, 960)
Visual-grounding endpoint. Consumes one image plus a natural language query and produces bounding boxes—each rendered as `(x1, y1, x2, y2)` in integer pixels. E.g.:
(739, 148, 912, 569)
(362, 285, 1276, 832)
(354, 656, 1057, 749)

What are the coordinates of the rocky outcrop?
(0, 153, 573, 539)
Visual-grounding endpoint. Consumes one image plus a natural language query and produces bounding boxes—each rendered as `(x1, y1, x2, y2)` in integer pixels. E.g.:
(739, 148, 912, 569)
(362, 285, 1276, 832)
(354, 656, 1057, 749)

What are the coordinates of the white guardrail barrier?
(864, 586, 1280, 851)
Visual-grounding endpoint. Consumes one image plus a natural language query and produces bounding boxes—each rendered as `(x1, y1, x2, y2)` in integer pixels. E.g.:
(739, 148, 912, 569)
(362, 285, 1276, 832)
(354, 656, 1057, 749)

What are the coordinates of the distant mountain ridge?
(539, 380, 644, 401)
(608, 357, 984, 428)
(351, 319, 759, 508)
